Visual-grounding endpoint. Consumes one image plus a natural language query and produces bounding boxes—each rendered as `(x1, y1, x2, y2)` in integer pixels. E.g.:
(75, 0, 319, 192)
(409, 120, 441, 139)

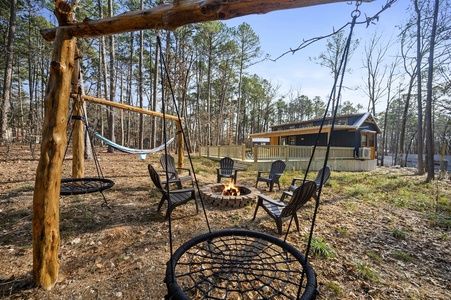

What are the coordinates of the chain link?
(351, 0, 362, 18)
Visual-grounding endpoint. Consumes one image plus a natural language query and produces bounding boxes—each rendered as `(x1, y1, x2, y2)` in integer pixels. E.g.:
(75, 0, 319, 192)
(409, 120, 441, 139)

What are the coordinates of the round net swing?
(60, 177, 115, 195)
(165, 229, 317, 300)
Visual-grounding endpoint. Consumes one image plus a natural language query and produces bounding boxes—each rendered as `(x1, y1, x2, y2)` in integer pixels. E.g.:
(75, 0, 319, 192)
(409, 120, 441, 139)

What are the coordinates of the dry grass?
(1, 145, 450, 299)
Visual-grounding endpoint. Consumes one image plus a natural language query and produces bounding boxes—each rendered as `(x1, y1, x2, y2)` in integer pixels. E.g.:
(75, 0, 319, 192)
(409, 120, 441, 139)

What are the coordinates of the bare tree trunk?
(151, 37, 159, 148)
(126, 31, 134, 146)
(119, 71, 124, 146)
(414, 0, 425, 175)
(399, 79, 414, 167)
(98, 0, 108, 141)
(138, 0, 144, 149)
(107, 0, 116, 153)
(425, 0, 439, 182)
(381, 59, 399, 166)
(1, 0, 16, 143)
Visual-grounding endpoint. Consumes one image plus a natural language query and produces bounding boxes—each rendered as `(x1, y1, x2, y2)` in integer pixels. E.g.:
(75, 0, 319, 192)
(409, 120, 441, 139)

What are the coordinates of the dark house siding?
(292, 130, 354, 147)
(295, 133, 328, 146)
(332, 130, 354, 147)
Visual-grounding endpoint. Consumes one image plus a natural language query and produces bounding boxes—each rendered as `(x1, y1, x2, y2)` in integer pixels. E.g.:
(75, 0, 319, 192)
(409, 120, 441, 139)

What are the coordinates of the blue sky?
(223, 0, 410, 113)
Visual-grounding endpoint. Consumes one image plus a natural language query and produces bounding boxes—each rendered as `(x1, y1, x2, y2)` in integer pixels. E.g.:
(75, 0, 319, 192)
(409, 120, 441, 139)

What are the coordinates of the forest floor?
(0, 144, 450, 299)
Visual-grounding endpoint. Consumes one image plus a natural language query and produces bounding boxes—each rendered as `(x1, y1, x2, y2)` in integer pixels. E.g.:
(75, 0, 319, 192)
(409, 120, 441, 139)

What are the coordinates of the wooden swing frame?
(33, 0, 370, 290)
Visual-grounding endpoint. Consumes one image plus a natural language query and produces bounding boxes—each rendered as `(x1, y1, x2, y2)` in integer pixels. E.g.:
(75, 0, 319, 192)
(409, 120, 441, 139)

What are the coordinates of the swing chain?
(351, 0, 362, 18)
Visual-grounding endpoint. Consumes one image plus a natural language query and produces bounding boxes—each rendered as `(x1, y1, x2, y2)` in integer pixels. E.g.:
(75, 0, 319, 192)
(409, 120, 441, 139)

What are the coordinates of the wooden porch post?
(32, 0, 75, 289)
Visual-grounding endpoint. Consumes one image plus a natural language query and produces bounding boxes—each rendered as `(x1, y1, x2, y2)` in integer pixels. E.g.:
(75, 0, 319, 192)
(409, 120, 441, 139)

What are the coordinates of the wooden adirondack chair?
(216, 157, 239, 184)
(252, 180, 317, 235)
(148, 164, 198, 219)
(160, 154, 193, 189)
(255, 160, 286, 192)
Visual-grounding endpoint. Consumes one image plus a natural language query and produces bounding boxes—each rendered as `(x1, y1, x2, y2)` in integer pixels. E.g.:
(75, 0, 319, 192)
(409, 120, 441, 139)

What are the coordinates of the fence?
(199, 145, 355, 162)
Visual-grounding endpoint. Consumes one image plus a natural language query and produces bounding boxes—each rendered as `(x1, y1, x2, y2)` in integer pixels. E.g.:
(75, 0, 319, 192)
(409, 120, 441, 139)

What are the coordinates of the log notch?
(32, 0, 76, 289)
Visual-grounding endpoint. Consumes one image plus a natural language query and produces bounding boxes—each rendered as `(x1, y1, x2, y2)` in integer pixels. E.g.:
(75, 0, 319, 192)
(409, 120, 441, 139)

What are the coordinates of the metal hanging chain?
(296, 7, 361, 298)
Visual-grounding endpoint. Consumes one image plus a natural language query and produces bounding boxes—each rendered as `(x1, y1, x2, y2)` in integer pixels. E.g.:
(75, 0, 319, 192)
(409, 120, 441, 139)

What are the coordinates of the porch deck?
(200, 145, 377, 172)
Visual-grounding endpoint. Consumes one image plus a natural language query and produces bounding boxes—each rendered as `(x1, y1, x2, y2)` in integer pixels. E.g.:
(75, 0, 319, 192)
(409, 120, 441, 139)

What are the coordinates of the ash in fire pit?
(199, 182, 259, 208)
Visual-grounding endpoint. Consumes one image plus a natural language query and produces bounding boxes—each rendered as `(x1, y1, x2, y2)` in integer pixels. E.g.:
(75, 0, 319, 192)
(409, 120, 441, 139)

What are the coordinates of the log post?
(32, 0, 75, 289)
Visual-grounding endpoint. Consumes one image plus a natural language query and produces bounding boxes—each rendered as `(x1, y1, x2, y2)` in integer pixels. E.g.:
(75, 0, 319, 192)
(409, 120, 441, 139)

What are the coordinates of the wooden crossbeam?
(72, 93, 180, 121)
(41, 0, 371, 41)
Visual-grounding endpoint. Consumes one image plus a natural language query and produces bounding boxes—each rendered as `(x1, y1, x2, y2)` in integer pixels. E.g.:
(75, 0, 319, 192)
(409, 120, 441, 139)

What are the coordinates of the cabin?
(200, 113, 381, 172)
(250, 112, 381, 160)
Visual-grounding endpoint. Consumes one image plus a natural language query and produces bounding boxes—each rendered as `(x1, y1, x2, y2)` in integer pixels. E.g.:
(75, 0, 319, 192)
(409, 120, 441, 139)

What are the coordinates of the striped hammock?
(92, 132, 175, 155)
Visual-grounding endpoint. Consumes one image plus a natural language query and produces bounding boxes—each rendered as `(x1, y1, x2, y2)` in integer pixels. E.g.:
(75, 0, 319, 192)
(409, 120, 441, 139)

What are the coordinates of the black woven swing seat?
(165, 229, 317, 300)
(60, 177, 115, 195)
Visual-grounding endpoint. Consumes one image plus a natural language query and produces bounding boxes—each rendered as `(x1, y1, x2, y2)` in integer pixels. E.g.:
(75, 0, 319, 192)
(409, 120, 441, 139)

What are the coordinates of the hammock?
(92, 131, 176, 155)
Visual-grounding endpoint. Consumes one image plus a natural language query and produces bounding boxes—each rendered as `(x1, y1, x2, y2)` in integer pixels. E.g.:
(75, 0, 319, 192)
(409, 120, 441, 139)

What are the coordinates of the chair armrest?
(170, 187, 195, 194)
(291, 177, 303, 185)
(280, 191, 293, 202)
(258, 194, 285, 207)
(159, 171, 177, 178)
(257, 171, 269, 177)
(177, 167, 192, 175)
(288, 185, 296, 192)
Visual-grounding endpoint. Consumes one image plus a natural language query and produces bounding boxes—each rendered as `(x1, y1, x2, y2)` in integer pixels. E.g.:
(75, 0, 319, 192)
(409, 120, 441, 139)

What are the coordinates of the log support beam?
(40, 0, 371, 41)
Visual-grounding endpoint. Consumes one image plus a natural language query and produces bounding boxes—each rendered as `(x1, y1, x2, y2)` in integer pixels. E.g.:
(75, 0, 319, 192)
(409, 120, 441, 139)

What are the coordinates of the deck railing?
(200, 145, 355, 162)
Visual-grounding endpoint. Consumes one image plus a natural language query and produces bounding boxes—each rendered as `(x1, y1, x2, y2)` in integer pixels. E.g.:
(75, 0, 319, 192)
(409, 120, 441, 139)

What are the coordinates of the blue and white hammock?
(92, 131, 176, 158)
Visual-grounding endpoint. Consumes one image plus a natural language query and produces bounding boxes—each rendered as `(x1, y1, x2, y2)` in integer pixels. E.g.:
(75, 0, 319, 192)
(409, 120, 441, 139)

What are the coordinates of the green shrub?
(309, 237, 335, 258)
(354, 262, 378, 280)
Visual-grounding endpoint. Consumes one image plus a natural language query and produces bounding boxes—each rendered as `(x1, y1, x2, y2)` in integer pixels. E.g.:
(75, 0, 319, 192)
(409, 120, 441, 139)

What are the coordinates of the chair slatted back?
(269, 160, 286, 178)
(148, 164, 165, 192)
(280, 181, 316, 218)
(219, 157, 235, 175)
(160, 154, 177, 180)
(314, 166, 331, 188)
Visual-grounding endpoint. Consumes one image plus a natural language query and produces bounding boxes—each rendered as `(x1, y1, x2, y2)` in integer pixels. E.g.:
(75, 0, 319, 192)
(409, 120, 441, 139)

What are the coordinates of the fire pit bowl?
(199, 183, 259, 208)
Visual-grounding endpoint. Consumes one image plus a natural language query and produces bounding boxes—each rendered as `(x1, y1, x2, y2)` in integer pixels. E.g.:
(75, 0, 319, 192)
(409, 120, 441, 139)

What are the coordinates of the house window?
(361, 132, 375, 147)
(288, 136, 296, 145)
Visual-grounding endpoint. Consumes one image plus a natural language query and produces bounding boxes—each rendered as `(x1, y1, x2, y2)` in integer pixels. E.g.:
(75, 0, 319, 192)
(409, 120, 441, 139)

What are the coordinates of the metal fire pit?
(199, 183, 259, 208)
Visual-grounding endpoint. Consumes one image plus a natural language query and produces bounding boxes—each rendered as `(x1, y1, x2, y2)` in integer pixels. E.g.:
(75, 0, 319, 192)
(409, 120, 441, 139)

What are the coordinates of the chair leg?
(176, 180, 182, 189)
(252, 198, 262, 220)
(164, 207, 172, 219)
(157, 196, 166, 212)
(294, 213, 300, 232)
(194, 197, 199, 214)
(269, 181, 274, 192)
(275, 218, 283, 235)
